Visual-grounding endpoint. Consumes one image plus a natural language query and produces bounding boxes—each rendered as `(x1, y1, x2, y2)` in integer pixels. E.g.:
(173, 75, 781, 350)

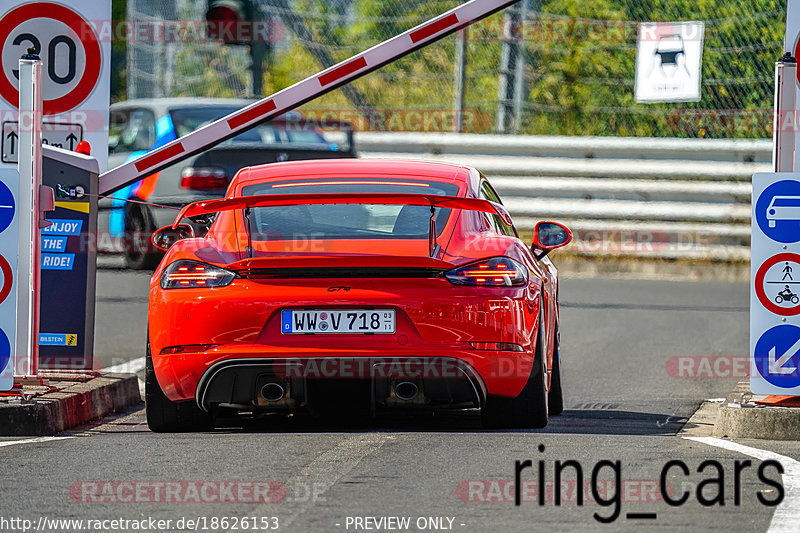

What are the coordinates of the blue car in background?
(99, 98, 356, 269)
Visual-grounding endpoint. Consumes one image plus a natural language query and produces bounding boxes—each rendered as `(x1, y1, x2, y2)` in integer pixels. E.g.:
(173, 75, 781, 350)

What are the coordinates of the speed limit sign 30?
(0, 0, 110, 171)
(0, 2, 102, 115)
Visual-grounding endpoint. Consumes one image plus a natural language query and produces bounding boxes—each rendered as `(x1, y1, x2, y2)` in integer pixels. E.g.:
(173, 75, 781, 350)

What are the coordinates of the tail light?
(160, 344, 216, 355)
(470, 342, 524, 352)
(161, 260, 236, 289)
(180, 167, 228, 190)
(445, 257, 527, 287)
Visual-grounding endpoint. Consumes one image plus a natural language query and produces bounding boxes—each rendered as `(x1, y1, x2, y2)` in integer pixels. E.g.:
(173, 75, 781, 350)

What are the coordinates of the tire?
(792, 296, 798, 304)
(145, 336, 212, 433)
(123, 201, 162, 271)
(548, 327, 564, 416)
(482, 319, 549, 429)
(776, 296, 784, 304)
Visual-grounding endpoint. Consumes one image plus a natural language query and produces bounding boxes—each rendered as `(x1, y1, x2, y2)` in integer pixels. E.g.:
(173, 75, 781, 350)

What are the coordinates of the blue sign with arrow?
(754, 324, 800, 388)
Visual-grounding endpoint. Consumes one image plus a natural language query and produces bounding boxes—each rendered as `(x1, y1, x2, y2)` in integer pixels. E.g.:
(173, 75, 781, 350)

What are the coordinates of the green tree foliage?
(137, 0, 784, 137)
(111, 0, 127, 102)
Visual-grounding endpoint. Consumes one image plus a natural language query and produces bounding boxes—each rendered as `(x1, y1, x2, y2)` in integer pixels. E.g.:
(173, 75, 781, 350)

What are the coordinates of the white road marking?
(103, 356, 146, 374)
(0, 436, 73, 448)
(103, 356, 146, 397)
(231, 433, 393, 531)
(684, 436, 800, 533)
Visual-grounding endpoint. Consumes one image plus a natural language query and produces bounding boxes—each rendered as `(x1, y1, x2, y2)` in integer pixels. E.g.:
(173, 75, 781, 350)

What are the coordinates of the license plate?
(281, 309, 396, 334)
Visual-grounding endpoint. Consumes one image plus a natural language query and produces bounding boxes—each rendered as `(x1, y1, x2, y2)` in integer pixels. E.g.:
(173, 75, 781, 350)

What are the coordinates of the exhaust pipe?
(260, 382, 285, 402)
(394, 381, 419, 401)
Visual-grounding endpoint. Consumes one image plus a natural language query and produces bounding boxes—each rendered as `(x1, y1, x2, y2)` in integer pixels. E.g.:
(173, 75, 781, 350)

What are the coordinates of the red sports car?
(146, 159, 571, 432)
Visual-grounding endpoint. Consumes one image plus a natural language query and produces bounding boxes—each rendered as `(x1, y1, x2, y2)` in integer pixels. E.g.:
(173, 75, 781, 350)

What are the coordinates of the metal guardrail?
(357, 132, 773, 162)
(358, 133, 762, 260)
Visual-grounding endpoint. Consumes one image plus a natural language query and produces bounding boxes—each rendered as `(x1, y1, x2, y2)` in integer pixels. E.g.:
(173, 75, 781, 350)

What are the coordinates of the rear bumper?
(194, 356, 486, 413)
(152, 345, 534, 406)
(149, 277, 541, 405)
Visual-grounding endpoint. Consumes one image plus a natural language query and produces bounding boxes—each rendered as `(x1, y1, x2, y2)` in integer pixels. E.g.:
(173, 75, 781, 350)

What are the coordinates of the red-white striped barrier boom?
(98, 0, 520, 195)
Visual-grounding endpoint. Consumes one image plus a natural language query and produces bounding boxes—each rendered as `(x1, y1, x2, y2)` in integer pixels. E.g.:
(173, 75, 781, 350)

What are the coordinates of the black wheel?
(124, 201, 162, 270)
(776, 295, 784, 304)
(145, 336, 212, 433)
(792, 296, 798, 304)
(482, 319, 549, 429)
(548, 327, 564, 416)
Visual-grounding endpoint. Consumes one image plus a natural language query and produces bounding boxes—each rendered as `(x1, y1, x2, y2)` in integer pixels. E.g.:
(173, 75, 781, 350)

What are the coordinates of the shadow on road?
(198, 408, 692, 437)
(77, 404, 697, 438)
(541, 409, 689, 436)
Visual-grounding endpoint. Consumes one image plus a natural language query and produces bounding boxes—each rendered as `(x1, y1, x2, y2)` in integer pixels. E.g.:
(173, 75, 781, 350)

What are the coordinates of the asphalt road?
(2, 268, 799, 533)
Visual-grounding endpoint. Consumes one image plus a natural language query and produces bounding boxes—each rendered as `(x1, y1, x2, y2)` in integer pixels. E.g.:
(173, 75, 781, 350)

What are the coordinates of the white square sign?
(634, 21, 704, 103)
(751, 172, 800, 395)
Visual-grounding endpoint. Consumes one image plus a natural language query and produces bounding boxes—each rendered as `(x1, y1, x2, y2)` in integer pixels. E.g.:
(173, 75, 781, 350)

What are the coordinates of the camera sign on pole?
(751, 173, 800, 394)
(634, 21, 705, 103)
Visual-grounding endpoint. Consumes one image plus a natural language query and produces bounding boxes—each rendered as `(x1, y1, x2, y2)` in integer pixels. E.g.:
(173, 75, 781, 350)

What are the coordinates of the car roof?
(109, 98, 320, 128)
(235, 159, 475, 187)
(110, 97, 258, 116)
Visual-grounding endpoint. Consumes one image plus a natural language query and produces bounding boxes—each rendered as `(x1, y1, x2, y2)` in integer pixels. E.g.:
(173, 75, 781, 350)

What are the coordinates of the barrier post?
(15, 49, 44, 380)
(773, 52, 796, 172)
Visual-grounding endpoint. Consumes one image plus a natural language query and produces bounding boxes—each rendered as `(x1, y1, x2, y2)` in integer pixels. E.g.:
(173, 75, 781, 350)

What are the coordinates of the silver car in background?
(99, 98, 356, 269)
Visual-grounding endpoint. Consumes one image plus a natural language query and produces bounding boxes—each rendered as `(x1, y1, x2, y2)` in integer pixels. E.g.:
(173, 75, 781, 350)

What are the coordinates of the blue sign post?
(0, 173, 15, 391)
(752, 173, 800, 394)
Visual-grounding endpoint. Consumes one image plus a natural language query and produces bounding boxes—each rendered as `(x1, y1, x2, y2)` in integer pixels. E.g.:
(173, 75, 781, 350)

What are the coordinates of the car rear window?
(241, 178, 460, 240)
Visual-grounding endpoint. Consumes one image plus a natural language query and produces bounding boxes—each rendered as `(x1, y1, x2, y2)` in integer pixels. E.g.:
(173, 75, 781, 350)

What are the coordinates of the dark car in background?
(98, 98, 356, 269)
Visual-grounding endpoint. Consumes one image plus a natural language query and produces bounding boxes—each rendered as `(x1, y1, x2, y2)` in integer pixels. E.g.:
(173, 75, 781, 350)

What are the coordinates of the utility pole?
(495, 0, 532, 134)
(453, 30, 467, 133)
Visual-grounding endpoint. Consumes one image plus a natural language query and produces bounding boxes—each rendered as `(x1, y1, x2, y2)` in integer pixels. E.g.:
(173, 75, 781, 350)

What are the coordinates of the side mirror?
(532, 221, 572, 260)
(151, 224, 195, 252)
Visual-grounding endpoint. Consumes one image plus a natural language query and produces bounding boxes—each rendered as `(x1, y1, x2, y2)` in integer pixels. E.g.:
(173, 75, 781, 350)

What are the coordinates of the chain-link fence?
(125, 0, 786, 138)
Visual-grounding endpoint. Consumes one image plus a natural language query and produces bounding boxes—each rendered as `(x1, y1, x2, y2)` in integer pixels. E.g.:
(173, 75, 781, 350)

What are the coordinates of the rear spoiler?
(172, 193, 513, 257)
(174, 193, 511, 224)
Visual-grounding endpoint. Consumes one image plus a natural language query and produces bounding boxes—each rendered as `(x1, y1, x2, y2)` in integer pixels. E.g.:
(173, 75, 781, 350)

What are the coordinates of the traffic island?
(0, 373, 141, 436)
(710, 381, 800, 440)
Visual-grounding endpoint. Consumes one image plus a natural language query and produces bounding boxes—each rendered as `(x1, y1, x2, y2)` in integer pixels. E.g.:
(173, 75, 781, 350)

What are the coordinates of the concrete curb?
(711, 382, 800, 441)
(0, 373, 142, 436)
